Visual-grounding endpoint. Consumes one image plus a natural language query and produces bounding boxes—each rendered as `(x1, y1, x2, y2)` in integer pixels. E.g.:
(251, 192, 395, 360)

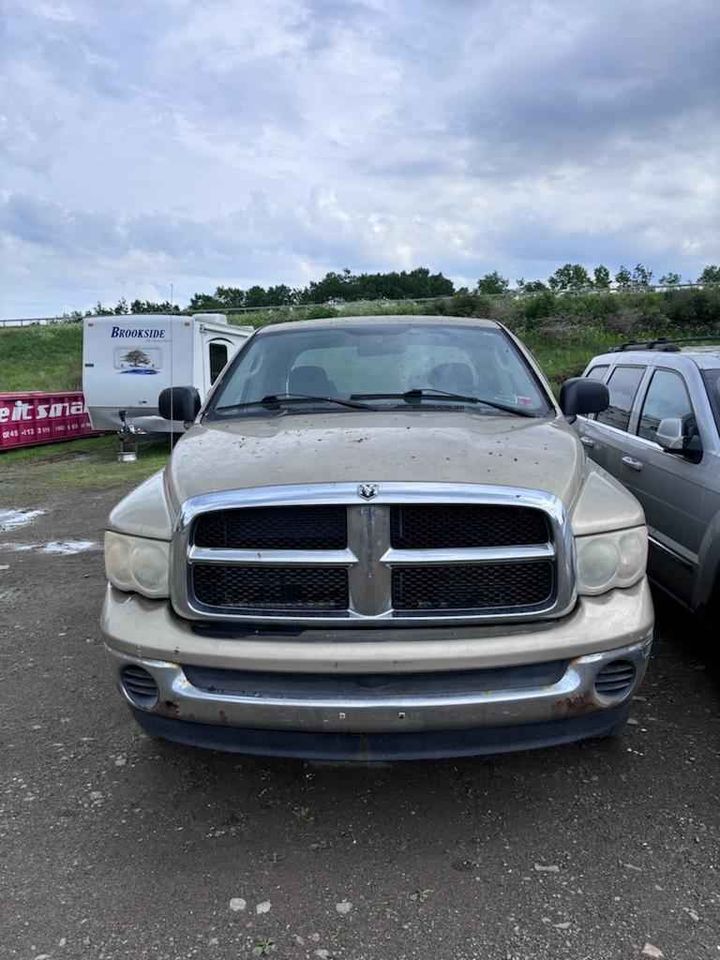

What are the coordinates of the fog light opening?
(594, 659, 637, 699)
(120, 665, 159, 708)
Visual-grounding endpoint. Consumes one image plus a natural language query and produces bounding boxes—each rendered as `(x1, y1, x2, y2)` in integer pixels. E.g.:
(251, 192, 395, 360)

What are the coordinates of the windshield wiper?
(213, 393, 373, 414)
(350, 388, 538, 417)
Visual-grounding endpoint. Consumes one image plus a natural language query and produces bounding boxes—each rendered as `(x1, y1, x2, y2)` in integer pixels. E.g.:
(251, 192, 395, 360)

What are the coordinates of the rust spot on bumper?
(553, 692, 597, 717)
(158, 699, 180, 718)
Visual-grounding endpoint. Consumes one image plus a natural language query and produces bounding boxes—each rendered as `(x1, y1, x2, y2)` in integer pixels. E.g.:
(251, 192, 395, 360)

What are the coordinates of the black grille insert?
(390, 504, 549, 549)
(594, 660, 636, 697)
(193, 565, 349, 610)
(121, 665, 159, 707)
(392, 561, 554, 611)
(193, 505, 347, 550)
(182, 660, 569, 698)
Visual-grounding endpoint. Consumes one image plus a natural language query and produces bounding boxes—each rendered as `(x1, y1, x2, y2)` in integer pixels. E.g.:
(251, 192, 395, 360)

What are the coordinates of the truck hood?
(166, 410, 586, 509)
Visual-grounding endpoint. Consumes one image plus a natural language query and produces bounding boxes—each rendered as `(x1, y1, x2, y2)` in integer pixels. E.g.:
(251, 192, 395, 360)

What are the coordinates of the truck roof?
(255, 314, 500, 333)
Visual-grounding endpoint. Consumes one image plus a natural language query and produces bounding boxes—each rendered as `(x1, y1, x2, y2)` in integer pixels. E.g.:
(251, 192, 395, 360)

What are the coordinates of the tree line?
(74, 263, 720, 317)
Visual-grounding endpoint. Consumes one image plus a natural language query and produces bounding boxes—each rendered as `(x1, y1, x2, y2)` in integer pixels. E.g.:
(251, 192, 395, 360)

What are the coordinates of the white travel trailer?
(82, 313, 253, 432)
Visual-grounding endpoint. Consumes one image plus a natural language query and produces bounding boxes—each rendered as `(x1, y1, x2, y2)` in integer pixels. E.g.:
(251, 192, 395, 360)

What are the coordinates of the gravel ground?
(1, 486, 719, 960)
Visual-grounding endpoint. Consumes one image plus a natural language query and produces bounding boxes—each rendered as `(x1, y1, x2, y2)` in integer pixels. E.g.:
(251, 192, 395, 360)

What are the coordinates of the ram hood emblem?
(357, 482, 379, 500)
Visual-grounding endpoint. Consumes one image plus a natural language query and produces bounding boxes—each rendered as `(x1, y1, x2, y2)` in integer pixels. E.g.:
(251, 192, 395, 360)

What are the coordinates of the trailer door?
(204, 338, 233, 393)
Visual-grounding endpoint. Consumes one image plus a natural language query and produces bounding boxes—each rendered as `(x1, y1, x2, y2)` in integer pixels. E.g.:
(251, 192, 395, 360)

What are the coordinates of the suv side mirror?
(655, 417, 685, 452)
(559, 378, 609, 417)
(158, 386, 201, 422)
(656, 417, 702, 461)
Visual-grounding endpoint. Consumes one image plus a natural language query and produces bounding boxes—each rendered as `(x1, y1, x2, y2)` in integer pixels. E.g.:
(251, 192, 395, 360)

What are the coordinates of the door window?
(586, 364, 609, 381)
(638, 369, 696, 443)
(595, 365, 644, 431)
(209, 341, 230, 384)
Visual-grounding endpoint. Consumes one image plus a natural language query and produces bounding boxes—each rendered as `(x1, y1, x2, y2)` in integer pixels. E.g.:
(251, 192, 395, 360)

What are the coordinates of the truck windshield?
(207, 322, 553, 418)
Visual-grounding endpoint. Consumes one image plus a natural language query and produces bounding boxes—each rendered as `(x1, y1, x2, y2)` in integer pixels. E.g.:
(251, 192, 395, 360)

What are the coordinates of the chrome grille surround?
(170, 483, 576, 626)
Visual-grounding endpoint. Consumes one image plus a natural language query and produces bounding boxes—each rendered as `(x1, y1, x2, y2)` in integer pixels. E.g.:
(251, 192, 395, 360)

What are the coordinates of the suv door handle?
(580, 436, 595, 449)
(621, 456, 643, 472)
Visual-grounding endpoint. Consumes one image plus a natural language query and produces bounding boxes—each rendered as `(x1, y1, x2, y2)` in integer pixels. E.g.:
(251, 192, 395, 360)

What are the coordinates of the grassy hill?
(0, 323, 83, 392)
(3, 289, 719, 395)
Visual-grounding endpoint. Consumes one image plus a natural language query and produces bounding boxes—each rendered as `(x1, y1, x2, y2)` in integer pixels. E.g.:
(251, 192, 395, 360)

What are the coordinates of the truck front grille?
(175, 483, 570, 625)
(392, 561, 554, 612)
(390, 504, 549, 548)
(194, 505, 347, 550)
(193, 564, 348, 610)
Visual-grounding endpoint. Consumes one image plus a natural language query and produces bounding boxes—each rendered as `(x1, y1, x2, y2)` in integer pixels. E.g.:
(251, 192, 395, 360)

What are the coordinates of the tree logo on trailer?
(119, 348, 159, 375)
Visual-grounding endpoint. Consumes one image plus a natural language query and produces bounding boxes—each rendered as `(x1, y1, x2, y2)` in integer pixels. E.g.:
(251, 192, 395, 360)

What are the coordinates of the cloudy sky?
(1, 0, 719, 317)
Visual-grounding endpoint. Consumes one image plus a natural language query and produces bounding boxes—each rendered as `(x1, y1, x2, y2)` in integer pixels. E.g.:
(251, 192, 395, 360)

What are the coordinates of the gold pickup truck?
(102, 315, 653, 760)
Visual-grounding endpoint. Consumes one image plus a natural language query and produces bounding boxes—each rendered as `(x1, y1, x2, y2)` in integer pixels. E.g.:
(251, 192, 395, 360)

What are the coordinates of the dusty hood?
(166, 410, 585, 510)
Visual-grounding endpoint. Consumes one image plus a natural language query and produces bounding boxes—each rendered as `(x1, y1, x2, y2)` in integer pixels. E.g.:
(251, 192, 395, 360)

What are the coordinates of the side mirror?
(158, 386, 201, 422)
(559, 378, 609, 417)
(655, 417, 685, 452)
(656, 417, 702, 461)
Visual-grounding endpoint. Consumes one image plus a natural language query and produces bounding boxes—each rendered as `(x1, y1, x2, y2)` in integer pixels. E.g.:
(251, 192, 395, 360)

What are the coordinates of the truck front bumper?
(102, 580, 653, 759)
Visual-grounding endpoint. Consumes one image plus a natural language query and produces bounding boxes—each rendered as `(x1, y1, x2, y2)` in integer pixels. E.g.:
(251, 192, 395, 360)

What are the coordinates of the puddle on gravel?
(0, 508, 46, 533)
(42, 540, 98, 555)
(0, 540, 99, 556)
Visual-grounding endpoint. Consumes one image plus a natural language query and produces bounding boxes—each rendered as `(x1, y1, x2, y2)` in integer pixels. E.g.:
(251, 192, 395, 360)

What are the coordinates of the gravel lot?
(1, 484, 719, 960)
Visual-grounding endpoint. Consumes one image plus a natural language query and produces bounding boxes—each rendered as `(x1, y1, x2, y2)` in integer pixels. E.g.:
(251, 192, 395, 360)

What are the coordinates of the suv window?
(586, 364, 609, 381)
(638, 369, 696, 443)
(596, 365, 644, 431)
(701, 369, 720, 434)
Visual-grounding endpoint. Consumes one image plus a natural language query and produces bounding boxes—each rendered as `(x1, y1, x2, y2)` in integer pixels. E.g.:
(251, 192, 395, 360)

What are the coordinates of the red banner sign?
(0, 391, 96, 451)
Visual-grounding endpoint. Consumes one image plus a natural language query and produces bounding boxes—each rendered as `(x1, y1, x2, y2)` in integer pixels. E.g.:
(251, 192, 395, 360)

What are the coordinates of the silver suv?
(577, 338, 720, 617)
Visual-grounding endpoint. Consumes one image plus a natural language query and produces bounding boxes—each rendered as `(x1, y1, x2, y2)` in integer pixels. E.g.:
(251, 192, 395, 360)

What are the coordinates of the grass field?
(0, 434, 171, 498)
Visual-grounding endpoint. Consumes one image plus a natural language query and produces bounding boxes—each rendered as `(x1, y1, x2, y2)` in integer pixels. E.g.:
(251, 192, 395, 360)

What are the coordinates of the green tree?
(631, 263, 653, 288)
(614, 266, 633, 289)
(244, 285, 269, 308)
(188, 292, 222, 311)
(130, 299, 180, 314)
(659, 272, 681, 286)
(91, 301, 115, 316)
(265, 284, 295, 305)
(698, 265, 720, 284)
(516, 278, 547, 293)
(214, 286, 246, 308)
(593, 265, 611, 289)
(476, 271, 509, 295)
(548, 263, 592, 291)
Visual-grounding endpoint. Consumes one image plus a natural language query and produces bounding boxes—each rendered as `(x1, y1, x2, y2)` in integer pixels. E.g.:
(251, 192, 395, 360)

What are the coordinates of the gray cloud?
(1, 0, 719, 316)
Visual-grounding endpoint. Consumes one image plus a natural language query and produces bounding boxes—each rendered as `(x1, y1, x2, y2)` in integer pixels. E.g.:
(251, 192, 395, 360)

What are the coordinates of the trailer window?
(209, 342, 229, 384)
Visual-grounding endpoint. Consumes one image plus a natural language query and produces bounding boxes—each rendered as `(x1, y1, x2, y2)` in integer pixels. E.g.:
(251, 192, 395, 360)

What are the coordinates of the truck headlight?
(104, 531, 170, 599)
(576, 527, 647, 596)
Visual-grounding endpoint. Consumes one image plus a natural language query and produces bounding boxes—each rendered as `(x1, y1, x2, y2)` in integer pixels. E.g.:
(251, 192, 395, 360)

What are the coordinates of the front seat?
(287, 364, 338, 396)
(428, 362, 476, 396)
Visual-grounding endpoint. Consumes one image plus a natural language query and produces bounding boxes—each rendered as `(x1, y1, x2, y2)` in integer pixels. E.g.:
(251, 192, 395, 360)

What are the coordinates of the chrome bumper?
(106, 635, 652, 735)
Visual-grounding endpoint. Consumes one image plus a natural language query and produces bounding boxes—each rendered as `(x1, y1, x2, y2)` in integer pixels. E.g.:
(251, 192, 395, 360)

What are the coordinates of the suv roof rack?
(611, 336, 720, 353)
